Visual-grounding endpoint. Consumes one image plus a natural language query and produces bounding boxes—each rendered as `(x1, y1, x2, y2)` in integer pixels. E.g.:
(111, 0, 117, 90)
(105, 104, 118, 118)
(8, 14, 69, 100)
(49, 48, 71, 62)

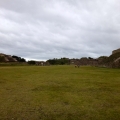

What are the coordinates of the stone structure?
(112, 48, 120, 54)
(35, 61, 45, 66)
(0, 53, 17, 62)
(70, 58, 98, 66)
(35, 61, 50, 66)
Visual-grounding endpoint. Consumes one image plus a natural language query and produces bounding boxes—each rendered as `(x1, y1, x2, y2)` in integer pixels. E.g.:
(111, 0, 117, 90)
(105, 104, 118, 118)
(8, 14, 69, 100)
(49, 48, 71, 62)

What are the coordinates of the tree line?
(12, 55, 26, 62)
(46, 58, 70, 65)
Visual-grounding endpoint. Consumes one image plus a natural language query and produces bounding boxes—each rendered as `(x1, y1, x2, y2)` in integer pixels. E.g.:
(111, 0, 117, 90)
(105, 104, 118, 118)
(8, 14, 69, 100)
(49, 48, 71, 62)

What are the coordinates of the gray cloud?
(0, 0, 120, 61)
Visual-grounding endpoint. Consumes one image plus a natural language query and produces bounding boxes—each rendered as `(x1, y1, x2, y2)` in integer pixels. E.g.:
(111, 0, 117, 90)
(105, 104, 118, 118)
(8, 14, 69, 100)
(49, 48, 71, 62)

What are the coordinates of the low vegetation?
(0, 65, 120, 120)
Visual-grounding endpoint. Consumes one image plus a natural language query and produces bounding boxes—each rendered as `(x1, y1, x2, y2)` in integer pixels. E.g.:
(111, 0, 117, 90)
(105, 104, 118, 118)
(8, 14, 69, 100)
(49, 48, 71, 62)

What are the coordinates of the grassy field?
(0, 65, 120, 120)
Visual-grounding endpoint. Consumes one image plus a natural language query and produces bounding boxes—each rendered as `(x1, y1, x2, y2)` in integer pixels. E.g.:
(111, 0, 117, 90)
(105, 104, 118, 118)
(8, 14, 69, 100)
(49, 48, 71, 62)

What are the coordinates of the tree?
(12, 55, 26, 62)
(47, 57, 70, 65)
(28, 60, 36, 65)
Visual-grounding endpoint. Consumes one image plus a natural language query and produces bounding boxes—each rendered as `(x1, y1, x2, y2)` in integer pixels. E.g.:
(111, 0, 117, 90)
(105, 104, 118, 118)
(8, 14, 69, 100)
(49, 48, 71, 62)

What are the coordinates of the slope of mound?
(107, 52, 120, 63)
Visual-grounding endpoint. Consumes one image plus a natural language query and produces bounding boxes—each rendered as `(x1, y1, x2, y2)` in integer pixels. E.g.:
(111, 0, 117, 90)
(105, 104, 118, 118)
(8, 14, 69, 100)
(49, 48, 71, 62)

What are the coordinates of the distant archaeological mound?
(112, 48, 120, 54)
(0, 53, 17, 62)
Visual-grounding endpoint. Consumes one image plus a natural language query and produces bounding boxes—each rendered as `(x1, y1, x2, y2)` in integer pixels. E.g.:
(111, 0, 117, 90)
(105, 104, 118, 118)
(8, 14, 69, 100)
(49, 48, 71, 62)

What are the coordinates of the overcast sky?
(0, 0, 120, 61)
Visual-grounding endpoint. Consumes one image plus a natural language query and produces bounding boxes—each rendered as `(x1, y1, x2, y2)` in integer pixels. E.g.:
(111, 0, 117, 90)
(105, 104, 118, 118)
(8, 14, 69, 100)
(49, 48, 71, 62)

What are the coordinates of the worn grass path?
(0, 65, 120, 120)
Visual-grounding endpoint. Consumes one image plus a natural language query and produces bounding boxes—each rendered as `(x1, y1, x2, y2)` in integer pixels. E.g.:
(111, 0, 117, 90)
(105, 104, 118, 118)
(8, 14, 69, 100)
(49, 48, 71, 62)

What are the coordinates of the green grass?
(0, 65, 120, 120)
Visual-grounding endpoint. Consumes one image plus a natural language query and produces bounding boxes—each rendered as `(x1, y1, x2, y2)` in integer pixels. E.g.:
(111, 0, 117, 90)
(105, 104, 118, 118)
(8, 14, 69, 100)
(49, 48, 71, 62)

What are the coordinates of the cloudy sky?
(0, 0, 120, 61)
